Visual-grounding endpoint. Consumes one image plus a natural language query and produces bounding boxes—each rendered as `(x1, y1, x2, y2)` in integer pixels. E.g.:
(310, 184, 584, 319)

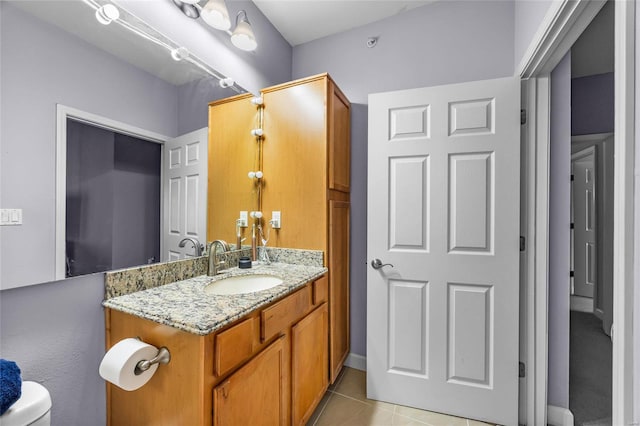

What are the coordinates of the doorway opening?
(65, 118, 161, 276)
(565, 3, 615, 423)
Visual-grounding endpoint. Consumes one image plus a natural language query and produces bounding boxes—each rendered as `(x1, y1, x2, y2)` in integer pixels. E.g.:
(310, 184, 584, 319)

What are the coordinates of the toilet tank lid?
(0, 381, 51, 426)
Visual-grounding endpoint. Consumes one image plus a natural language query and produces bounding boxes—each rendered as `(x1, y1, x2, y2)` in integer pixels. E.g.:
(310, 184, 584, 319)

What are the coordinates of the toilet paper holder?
(134, 346, 171, 376)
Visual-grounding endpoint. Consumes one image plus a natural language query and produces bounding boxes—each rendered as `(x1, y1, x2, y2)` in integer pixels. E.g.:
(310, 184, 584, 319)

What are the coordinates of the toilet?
(0, 382, 51, 426)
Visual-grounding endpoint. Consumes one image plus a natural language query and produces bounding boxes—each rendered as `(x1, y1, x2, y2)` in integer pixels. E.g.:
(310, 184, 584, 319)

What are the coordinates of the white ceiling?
(252, 0, 435, 46)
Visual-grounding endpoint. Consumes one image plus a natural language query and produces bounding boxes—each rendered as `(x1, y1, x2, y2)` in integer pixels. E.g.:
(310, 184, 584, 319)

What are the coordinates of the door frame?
(518, 1, 635, 425)
(55, 104, 169, 280)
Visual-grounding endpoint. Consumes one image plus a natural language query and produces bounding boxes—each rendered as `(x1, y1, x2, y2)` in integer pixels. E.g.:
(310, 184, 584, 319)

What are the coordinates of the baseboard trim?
(547, 405, 574, 426)
(344, 353, 366, 371)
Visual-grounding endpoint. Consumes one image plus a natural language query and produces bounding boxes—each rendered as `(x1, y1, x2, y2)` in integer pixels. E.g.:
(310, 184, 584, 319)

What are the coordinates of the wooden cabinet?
(214, 336, 287, 426)
(206, 73, 350, 383)
(291, 303, 328, 425)
(261, 74, 351, 383)
(105, 276, 328, 426)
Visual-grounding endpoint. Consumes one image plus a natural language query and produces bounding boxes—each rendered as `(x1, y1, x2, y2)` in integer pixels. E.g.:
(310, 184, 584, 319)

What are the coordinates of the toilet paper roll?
(99, 338, 160, 391)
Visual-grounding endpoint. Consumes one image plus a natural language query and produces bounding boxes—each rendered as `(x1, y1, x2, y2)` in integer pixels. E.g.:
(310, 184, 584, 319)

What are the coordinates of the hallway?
(569, 311, 612, 425)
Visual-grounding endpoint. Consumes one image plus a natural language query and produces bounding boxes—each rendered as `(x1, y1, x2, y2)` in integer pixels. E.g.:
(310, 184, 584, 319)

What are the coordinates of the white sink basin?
(204, 274, 284, 295)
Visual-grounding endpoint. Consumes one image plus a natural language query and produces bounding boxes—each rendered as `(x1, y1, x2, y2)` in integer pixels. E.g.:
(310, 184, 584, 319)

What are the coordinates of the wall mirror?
(0, 0, 249, 289)
(206, 93, 265, 248)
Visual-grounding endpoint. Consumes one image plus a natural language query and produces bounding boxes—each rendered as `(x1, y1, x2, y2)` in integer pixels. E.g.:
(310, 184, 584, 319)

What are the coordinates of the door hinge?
(570, 271, 575, 277)
(520, 109, 527, 125)
(570, 223, 574, 229)
(571, 174, 575, 181)
(519, 236, 525, 252)
(519, 362, 526, 378)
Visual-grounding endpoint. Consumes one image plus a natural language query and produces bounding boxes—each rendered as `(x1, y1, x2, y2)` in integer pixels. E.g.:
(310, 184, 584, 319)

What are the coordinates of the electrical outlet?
(238, 211, 248, 227)
(271, 211, 281, 229)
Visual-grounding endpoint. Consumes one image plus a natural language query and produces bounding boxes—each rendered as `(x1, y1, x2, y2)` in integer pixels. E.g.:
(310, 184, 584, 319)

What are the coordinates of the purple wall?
(548, 51, 571, 409)
(514, 0, 556, 71)
(571, 73, 614, 136)
(293, 0, 515, 356)
(0, 273, 106, 426)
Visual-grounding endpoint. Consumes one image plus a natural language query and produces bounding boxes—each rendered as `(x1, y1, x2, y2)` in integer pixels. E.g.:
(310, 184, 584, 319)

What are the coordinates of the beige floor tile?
(391, 412, 430, 425)
(333, 368, 367, 400)
(315, 393, 370, 426)
(328, 366, 349, 390)
(332, 368, 395, 412)
(356, 406, 396, 425)
(466, 420, 494, 426)
(394, 405, 467, 426)
(306, 391, 333, 426)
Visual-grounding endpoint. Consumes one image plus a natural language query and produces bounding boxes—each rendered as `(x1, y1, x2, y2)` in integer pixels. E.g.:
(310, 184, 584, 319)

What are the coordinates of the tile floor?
(307, 367, 494, 426)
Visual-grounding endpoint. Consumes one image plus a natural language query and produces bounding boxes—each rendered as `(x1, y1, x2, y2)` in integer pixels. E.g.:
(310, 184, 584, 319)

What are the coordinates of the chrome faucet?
(178, 237, 204, 256)
(208, 239, 231, 276)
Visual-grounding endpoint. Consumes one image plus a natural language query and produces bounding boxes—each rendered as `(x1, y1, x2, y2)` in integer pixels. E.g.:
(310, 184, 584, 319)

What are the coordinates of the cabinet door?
(328, 82, 351, 193)
(291, 303, 329, 425)
(213, 336, 286, 426)
(328, 200, 350, 382)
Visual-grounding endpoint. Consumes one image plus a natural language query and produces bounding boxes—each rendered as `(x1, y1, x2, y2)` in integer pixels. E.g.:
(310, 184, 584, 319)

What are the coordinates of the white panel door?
(571, 148, 596, 298)
(367, 77, 520, 425)
(163, 128, 208, 261)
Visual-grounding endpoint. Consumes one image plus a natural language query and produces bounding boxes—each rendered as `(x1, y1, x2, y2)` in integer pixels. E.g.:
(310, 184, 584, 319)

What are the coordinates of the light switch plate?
(0, 209, 22, 226)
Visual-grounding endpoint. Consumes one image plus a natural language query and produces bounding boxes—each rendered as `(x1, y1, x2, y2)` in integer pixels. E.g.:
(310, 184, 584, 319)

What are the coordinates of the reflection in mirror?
(0, 0, 248, 289)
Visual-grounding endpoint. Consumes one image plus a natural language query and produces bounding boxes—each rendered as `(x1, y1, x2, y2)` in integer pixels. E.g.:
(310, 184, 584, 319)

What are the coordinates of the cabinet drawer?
(312, 275, 328, 305)
(261, 286, 311, 342)
(214, 317, 255, 377)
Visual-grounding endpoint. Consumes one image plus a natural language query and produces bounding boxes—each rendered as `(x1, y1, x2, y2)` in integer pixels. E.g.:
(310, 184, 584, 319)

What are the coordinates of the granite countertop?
(103, 262, 327, 336)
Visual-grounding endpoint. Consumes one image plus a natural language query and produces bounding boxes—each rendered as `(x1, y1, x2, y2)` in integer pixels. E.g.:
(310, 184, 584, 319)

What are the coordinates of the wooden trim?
(261, 73, 329, 94)
(208, 92, 253, 107)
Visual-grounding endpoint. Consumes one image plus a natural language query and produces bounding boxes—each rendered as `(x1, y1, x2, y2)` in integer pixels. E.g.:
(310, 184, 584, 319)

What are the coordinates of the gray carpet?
(569, 311, 612, 426)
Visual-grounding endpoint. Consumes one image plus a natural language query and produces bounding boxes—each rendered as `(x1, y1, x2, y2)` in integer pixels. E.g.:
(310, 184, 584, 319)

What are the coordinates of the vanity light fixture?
(201, 0, 231, 31)
(248, 171, 263, 179)
(230, 10, 258, 52)
(95, 4, 120, 25)
(173, 0, 257, 51)
(250, 128, 264, 137)
(251, 96, 264, 106)
(82, 0, 242, 93)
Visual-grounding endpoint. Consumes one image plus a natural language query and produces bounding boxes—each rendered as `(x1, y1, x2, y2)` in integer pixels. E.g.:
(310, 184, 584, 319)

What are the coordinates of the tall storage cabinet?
(261, 74, 350, 383)
(207, 73, 350, 385)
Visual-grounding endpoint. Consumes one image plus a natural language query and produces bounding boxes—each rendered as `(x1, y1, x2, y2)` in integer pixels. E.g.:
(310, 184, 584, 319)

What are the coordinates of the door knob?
(371, 259, 394, 269)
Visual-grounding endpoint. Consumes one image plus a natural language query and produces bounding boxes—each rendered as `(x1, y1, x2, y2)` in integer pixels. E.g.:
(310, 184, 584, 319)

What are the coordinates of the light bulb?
(231, 12, 257, 51)
(248, 171, 255, 179)
(95, 4, 120, 25)
(219, 77, 234, 88)
(251, 97, 263, 105)
(255, 171, 263, 179)
(201, 0, 231, 31)
(251, 128, 263, 137)
(170, 47, 189, 61)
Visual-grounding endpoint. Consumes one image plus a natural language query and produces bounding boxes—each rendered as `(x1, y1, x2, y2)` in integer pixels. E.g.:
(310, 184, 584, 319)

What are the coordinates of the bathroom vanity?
(104, 262, 328, 425)
(208, 73, 351, 384)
